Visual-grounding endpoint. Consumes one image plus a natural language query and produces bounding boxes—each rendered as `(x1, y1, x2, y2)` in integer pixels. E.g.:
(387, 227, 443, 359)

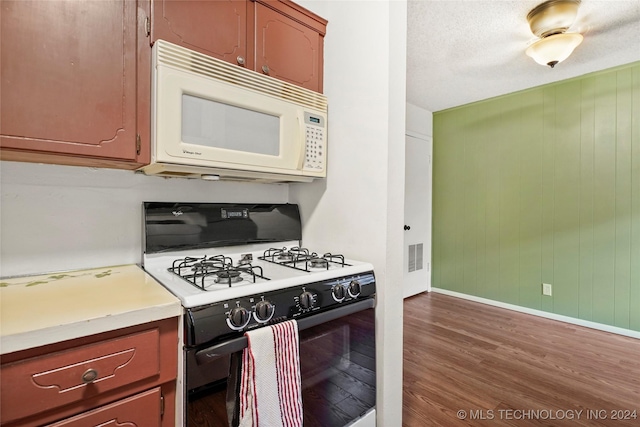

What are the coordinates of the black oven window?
(187, 308, 376, 427)
(299, 308, 376, 426)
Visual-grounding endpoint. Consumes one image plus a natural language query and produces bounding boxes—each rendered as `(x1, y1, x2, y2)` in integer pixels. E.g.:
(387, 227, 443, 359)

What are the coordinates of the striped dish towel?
(239, 320, 303, 427)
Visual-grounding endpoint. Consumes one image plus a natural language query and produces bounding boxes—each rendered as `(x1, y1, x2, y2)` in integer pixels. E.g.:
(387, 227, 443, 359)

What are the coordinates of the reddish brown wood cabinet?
(48, 387, 162, 427)
(0, 0, 325, 170)
(254, 1, 325, 92)
(0, 0, 151, 168)
(0, 318, 178, 427)
(152, 0, 327, 93)
(152, 0, 250, 68)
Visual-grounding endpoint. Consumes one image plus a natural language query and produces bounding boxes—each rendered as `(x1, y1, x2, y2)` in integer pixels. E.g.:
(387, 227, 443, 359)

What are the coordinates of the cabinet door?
(47, 387, 162, 426)
(254, 1, 325, 93)
(152, 0, 250, 69)
(0, 0, 142, 164)
(1, 328, 161, 424)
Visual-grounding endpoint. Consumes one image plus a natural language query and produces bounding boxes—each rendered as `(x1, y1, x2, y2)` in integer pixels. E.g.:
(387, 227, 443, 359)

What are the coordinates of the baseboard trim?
(430, 288, 640, 340)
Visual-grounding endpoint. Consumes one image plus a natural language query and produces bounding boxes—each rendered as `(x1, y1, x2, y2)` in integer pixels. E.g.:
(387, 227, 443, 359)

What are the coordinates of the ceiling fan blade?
(576, 13, 640, 38)
(573, 2, 640, 37)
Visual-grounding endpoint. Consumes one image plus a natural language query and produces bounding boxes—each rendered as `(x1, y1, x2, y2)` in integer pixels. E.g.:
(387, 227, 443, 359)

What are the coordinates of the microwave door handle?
(194, 298, 375, 364)
(297, 113, 306, 169)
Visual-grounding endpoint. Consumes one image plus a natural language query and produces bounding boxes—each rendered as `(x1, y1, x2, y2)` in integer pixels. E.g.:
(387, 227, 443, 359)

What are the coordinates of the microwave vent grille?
(155, 40, 327, 112)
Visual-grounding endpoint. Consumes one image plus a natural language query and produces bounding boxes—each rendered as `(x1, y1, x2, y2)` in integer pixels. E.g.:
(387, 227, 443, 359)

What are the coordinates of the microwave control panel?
(303, 112, 326, 172)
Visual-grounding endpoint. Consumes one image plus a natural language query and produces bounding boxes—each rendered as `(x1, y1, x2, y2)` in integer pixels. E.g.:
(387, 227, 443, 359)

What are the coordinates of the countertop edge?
(0, 302, 183, 355)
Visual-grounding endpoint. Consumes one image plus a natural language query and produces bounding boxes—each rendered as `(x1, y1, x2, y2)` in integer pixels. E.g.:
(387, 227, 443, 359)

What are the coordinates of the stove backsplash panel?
(143, 203, 302, 254)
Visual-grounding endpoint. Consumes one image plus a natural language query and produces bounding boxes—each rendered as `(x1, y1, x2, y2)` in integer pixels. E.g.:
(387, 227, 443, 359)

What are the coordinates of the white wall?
(290, 1, 407, 425)
(0, 161, 287, 277)
(406, 102, 433, 137)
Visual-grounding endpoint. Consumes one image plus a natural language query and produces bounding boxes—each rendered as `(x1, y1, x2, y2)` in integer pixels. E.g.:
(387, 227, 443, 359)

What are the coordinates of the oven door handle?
(195, 298, 375, 364)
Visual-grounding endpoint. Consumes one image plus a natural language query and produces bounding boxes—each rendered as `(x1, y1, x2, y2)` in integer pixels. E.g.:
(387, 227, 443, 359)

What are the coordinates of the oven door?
(186, 299, 376, 427)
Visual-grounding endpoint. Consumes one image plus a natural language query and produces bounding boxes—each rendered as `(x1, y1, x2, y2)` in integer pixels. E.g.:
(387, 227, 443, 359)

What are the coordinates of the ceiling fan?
(525, 0, 584, 68)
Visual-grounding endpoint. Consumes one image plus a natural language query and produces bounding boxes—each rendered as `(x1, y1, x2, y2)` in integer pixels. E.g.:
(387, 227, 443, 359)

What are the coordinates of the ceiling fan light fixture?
(525, 32, 583, 68)
(527, 0, 581, 37)
(526, 0, 583, 68)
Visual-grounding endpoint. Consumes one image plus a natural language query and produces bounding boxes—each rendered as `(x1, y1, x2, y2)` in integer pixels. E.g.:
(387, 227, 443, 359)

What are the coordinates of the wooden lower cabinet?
(0, 318, 178, 427)
(48, 387, 162, 427)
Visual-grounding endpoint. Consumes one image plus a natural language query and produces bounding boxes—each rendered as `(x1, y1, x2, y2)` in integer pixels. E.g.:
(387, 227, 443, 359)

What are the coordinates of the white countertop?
(0, 264, 182, 355)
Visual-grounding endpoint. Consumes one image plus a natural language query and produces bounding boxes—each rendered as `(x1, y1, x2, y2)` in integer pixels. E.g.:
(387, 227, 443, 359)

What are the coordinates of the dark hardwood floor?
(403, 293, 640, 426)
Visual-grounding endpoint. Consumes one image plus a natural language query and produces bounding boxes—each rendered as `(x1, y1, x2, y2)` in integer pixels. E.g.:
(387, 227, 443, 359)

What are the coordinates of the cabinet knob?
(261, 64, 270, 75)
(236, 56, 245, 66)
(81, 368, 98, 384)
(404, 225, 411, 231)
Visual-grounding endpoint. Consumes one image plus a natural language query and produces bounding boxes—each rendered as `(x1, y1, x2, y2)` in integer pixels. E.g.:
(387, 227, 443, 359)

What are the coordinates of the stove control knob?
(332, 285, 346, 302)
(227, 307, 251, 330)
(253, 300, 275, 323)
(299, 291, 316, 310)
(348, 280, 362, 298)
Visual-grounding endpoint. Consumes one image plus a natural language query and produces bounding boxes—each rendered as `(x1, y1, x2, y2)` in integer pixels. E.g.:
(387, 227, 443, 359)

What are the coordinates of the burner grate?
(168, 255, 269, 290)
(258, 247, 350, 272)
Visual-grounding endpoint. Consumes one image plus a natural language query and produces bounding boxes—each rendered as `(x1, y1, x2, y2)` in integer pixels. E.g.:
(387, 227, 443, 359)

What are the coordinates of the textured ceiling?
(406, 0, 640, 112)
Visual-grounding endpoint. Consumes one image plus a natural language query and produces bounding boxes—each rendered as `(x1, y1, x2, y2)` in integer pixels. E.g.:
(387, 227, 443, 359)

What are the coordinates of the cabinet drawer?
(47, 386, 161, 426)
(1, 328, 160, 423)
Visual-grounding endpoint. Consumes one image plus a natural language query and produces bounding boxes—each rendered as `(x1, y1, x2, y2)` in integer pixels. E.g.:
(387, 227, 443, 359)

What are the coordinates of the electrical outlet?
(542, 283, 553, 296)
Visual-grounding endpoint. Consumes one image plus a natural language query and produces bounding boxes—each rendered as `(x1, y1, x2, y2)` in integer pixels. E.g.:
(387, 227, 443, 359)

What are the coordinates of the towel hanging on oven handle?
(195, 297, 375, 365)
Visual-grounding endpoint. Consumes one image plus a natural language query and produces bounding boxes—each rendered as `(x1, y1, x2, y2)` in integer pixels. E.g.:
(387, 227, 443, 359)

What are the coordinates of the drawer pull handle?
(81, 368, 98, 384)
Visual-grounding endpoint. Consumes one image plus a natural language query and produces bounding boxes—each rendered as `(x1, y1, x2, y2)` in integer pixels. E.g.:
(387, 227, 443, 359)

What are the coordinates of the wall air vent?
(408, 243, 424, 272)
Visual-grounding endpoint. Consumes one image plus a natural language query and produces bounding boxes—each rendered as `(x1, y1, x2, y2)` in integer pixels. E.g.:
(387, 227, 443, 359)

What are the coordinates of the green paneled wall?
(433, 62, 640, 332)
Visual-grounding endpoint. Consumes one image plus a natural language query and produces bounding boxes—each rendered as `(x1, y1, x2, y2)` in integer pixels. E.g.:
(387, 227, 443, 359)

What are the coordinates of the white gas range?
(141, 203, 377, 427)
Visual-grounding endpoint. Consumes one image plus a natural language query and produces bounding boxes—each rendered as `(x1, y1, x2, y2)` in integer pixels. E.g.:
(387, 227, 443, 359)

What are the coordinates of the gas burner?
(259, 248, 351, 272)
(192, 259, 227, 272)
(309, 258, 328, 269)
(261, 247, 310, 263)
(214, 270, 243, 284)
(171, 255, 231, 273)
(260, 247, 307, 266)
(168, 255, 269, 291)
(278, 252, 294, 261)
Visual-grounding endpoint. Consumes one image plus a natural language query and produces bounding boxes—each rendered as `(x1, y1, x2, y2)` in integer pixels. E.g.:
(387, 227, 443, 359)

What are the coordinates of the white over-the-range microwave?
(139, 40, 328, 183)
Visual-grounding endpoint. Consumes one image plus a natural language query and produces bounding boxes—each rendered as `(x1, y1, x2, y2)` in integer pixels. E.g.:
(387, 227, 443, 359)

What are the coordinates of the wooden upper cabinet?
(253, 0, 326, 93)
(0, 0, 150, 168)
(152, 0, 250, 68)
(0, 0, 325, 171)
(151, 0, 326, 93)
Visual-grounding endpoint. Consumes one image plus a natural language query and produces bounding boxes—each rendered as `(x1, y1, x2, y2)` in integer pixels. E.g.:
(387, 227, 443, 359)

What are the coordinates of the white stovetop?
(142, 242, 374, 308)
